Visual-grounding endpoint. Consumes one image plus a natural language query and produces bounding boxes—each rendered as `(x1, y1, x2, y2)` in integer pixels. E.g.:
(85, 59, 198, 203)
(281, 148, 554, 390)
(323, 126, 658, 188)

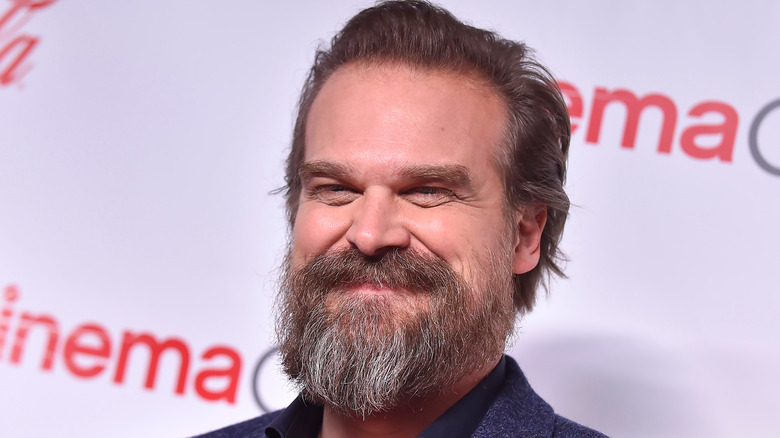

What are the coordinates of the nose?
(345, 189, 411, 256)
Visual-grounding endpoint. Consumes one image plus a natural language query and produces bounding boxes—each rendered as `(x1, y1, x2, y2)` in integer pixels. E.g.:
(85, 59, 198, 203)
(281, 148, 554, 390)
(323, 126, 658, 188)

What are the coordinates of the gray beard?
(276, 247, 516, 418)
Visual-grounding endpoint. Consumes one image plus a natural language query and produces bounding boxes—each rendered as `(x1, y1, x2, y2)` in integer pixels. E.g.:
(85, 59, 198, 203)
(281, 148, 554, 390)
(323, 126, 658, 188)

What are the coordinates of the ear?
(512, 205, 547, 274)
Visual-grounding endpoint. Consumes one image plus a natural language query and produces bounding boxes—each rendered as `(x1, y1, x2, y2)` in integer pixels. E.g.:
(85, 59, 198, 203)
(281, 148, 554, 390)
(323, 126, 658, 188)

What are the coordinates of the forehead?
(304, 63, 508, 172)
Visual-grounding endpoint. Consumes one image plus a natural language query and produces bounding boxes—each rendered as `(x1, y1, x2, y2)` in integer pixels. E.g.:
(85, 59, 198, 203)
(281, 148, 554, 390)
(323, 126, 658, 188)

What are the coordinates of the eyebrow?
(299, 161, 355, 181)
(300, 160, 473, 188)
(397, 163, 473, 189)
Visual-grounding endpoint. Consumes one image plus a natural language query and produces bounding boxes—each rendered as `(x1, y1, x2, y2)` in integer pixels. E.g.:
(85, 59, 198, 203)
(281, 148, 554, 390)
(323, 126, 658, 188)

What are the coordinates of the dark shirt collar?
(418, 356, 506, 438)
(265, 356, 506, 438)
(264, 396, 322, 438)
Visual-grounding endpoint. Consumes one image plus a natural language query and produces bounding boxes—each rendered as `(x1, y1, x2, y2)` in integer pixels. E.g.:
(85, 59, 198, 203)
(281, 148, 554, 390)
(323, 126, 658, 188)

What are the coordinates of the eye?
(403, 186, 458, 208)
(308, 184, 360, 206)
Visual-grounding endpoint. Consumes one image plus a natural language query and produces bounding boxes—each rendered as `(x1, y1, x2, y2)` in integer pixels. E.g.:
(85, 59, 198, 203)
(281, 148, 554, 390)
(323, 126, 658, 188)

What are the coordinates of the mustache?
(289, 247, 462, 296)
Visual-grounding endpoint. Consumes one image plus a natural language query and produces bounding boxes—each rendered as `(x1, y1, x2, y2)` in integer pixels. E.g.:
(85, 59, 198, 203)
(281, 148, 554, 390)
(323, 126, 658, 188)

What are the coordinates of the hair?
(280, 0, 571, 314)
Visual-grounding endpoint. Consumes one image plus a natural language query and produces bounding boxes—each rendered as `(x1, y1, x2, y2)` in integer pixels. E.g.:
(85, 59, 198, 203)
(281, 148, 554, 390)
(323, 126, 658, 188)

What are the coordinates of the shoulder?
(473, 356, 607, 437)
(190, 411, 282, 438)
(552, 414, 608, 438)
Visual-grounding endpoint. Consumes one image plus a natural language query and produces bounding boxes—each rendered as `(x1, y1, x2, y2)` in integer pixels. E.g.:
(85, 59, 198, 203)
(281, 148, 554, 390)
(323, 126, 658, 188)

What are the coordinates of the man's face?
(278, 63, 541, 416)
(293, 63, 530, 290)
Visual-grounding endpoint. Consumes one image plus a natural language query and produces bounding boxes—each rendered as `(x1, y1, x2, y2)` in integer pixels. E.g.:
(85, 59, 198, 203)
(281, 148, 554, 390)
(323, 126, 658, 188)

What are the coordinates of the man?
(198, 1, 605, 437)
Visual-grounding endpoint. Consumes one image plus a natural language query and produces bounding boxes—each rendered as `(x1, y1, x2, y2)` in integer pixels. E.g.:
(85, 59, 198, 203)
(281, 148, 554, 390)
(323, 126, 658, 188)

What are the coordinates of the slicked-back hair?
(281, 0, 571, 314)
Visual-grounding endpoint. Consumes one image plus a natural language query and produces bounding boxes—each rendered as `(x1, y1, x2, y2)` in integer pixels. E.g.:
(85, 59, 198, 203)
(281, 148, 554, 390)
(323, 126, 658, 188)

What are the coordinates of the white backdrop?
(1, 1, 778, 437)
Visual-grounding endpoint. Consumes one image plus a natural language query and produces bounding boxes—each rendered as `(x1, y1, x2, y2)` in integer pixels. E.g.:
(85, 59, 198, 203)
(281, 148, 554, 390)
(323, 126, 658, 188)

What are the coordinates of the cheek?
(411, 210, 509, 276)
(409, 213, 471, 268)
(291, 205, 351, 263)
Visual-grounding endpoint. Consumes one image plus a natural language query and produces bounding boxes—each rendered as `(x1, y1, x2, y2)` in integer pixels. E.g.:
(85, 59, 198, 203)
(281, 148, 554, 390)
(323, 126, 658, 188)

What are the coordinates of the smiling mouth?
(325, 282, 432, 316)
(344, 281, 411, 295)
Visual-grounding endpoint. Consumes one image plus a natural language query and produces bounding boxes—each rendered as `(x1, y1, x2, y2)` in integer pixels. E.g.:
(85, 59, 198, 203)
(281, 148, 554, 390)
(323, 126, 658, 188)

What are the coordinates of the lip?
(344, 282, 409, 296)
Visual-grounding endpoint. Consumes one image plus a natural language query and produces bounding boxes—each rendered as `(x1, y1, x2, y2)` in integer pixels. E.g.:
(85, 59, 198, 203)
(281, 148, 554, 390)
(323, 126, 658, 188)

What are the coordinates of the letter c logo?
(252, 347, 279, 412)
(749, 98, 780, 176)
(251, 346, 297, 413)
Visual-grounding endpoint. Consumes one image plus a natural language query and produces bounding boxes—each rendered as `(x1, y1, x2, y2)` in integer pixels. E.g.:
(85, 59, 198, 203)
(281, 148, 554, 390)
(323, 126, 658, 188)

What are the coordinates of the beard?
(276, 246, 516, 418)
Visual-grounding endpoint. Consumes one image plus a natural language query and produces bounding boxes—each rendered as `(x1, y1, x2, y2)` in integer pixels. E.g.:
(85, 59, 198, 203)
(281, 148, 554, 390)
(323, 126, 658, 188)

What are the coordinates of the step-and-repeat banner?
(1, 1, 778, 437)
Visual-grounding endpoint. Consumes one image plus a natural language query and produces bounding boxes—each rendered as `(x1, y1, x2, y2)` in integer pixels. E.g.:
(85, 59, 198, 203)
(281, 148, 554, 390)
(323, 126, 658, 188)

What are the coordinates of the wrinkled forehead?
(304, 62, 510, 168)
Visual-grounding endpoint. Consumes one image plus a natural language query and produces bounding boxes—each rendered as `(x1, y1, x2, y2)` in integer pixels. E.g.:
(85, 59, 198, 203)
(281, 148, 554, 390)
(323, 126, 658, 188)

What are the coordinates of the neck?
(319, 357, 500, 438)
